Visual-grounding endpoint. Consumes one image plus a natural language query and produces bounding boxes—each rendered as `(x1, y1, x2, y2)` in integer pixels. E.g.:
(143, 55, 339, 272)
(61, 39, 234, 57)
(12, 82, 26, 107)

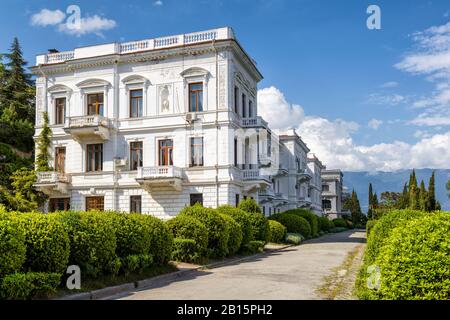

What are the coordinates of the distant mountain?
(343, 169, 450, 212)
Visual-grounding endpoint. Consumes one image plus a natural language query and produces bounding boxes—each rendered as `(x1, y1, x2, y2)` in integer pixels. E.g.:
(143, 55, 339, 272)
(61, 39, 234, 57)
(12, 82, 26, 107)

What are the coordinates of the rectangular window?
(86, 196, 104, 211)
(242, 93, 246, 118)
(190, 193, 203, 206)
(189, 83, 203, 112)
(130, 89, 143, 118)
(87, 93, 104, 116)
(55, 98, 66, 125)
(159, 139, 173, 166)
(235, 194, 240, 207)
(262, 206, 265, 215)
(248, 100, 253, 118)
(49, 198, 70, 212)
(55, 147, 66, 174)
(86, 144, 103, 172)
(190, 137, 204, 167)
(322, 184, 329, 192)
(234, 86, 239, 114)
(234, 138, 238, 167)
(130, 196, 142, 213)
(130, 141, 143, 171)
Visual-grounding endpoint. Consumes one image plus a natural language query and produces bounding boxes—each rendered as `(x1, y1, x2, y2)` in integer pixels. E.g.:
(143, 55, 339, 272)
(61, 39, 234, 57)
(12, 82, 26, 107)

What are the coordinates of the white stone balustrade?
(66, 115, 109, 128)
(36, 171, 70, 184)
(137, 166, 183, 180)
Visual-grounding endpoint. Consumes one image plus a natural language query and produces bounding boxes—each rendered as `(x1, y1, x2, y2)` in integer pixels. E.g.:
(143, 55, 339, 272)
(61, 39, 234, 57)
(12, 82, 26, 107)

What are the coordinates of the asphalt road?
(118, 230, 366, 300)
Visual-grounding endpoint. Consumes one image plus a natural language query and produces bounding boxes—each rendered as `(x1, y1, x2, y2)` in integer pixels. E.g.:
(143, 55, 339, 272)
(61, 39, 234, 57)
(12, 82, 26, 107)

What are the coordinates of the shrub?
(332, 218, 347, 228)
(284, 209, 319, 237)
(166, 215, 208, 257)
(270, 213, 311, 238)
(171, 238, 200, 263)
(318, 216, 332, 232)
(217, 205, 253, 246)
(373, 213, 450, 300)
(285, 233, 304, 245)
(238, 198, 262, 214)
(366, 220, 377, 236)
(242, 240, 265, 254)
(268, 220, 287, 243)
(179, 204, 229, 258)
(121, 254, 153, 275)
(0, 219, 26, 277)
(140, 214, 173, 264)
(247, 211, 270, 242)
(0, 272, 61, 300)
(220, 213, 243, 256)
(17, 213, 70, 275)
(57, 211, 120, 277)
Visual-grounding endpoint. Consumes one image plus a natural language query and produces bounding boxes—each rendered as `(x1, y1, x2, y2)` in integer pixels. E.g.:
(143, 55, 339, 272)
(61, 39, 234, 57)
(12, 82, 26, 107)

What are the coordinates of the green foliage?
(366, 220, 377, 236)
(217, 205, 253, 247)
(318, 216, 332, 232)
(16, 213, 69, 274)
(285, 233, 304, 245)
(57, 211, 119, 277)
(242, 240, 265, 254)
(284, 209, 319, 237)
(35, 112, 52, 172)
(220, 213, 243, 256)
(268, 220, 287, 243)
(171, 238, 201, 263)
(166, 214, 208, 257)
(246, 211, 270, 242)
(238, 198, 262, 214)
(270, 213, 311, 238)
(426, 172, 436, 211)
(0, 272, 60, 300)
(120, 254, 153, 275)
(332, 218, 347, 228)
(0, 219, 26, 276)
(179, 204, 229, 258)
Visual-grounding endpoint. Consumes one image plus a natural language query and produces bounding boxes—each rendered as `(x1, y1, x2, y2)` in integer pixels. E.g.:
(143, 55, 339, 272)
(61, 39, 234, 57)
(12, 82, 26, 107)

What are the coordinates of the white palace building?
(32, 27, 334, 219)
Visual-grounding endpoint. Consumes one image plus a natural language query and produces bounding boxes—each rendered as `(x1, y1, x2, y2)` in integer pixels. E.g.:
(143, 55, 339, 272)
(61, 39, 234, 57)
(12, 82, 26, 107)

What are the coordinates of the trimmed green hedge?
(247, 211, 270, 243)
(284, 209, 319, 237)
(318, 216, 332, 232)
(0, 272, 61, 300)
(217, 205, 253, 247)
(238, 198, 262, 214)
(332, 218, 347, 228)
(365, 220, 377, 236)
(140, 214, 173, 264)
(270, 213, 311, 238)
(268, 220, 287, 243)
(220, 213, 243, 256)
(285, 233, 304, 245)
(242, 240, 265, 254)
(0, 219, 26, 277)
(179, 204, 229, 258)
(171, 238, 200, 263)
(166, 214, 208, 258)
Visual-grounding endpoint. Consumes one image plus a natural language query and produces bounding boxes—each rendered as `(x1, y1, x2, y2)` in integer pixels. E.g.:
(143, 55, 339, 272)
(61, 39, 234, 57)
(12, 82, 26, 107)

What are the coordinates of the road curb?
(56, 243, 294, 300)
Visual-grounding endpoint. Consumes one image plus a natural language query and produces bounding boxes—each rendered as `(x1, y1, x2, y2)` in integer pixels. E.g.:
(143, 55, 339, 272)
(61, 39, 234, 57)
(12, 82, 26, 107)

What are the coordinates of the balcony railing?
(66, 115, 109, 129)
(259, 188, 275, 198)
(137, 166, 183, 180)
(36, 171, 70, 184)
(241, 116, 268, 128)
(242, 169, 261, 181)
(46, 51, 75, 63)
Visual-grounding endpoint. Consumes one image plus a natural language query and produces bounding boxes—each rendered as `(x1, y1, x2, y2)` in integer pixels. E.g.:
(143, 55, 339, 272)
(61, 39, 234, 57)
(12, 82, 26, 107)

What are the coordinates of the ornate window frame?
(47, 84, 72, 126)
(76, 79, 112, 117)
(122, 75, 150, 119)
(180, 67, 210, 113)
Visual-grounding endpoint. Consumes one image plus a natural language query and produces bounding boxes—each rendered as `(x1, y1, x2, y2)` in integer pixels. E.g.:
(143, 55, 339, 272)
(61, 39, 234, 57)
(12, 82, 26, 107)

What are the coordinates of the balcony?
(35, 172, 71, 196)
(64, 115, 111, 142)
(136, 166, 183, 192)
(297, 168, 312, 182)
(241, 116, 269, 129)
(298, 196, 312, 208)
(258, 188, 275, 202)
(241, 169, 271, 193)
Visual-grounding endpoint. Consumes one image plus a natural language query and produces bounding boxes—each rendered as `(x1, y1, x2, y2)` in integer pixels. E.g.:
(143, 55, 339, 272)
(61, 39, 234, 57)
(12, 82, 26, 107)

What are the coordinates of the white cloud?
(31, 9, 65, 26)
(366, 93, 407, 106)
(380, 81, 399, 88)
(258, 86, 450, 171)
(368, 119, 383, 130)
(58, 15, 117, 37)
(153, 0, 164, 6)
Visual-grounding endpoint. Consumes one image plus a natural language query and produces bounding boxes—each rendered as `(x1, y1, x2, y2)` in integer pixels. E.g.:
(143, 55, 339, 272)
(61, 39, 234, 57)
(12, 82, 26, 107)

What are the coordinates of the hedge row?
(357, 209, 450, 300)
(0, 210, 173, 299)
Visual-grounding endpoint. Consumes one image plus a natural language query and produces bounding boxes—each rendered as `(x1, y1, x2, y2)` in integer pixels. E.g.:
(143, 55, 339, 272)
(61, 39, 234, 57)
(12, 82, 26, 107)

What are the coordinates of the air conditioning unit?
(185, 112, 198, 123)
(114, 158, 128, 167)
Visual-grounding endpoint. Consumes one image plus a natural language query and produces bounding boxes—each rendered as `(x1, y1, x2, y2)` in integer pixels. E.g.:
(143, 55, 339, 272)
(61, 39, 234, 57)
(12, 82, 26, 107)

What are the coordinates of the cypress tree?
(35, 112, 52, 172)
(426, 171, 436, 212)
(419, 180, 427, 211)
(409, 169, 419, 210)
(397, 183, 409, 209)
(368, 183, 373, 218)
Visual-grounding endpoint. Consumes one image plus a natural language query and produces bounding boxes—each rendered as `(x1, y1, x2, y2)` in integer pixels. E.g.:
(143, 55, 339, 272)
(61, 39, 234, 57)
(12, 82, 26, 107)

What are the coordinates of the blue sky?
(1, 0, 449, 171)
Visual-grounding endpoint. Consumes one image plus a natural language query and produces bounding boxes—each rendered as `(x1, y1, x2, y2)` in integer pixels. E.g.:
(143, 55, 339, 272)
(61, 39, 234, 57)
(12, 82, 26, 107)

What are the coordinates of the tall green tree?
(419, 180, 427, 211)
(368, 183, 374, 218)
(35, 112, 52, 172)
(408, 169, 420, 210)
(426, 171, 436, 212)
(397, 183, 409, 209)
(447, 180, 450, 199)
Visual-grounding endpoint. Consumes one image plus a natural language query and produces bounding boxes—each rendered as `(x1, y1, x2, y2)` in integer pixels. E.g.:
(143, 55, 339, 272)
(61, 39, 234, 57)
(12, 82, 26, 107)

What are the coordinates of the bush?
(17, 213, 70, 275)
(270, 213, 311, 238)
(121, 254, 153, 275)
(242, 240, 265, 254)
(238, 198, 262, 214)
(0, 272, 61, 300)
(246, 211, 270, 243)
(373, 213, 450, 300)
(318, 216, 332, 232)
(57, 211, 120, 277)
(171, 238, 200, 263)
(166, 215, 208, 257)
(285, 233, 304, 245)
(179, 204, 229, 258)
(284, 209, 319, 237)
(366, 220, 377, 236)
(217, 205, 253, 247)
(332, 218, 347, 228)
(268, 220, 287, 243)
(0, 219, 26, 277)
(140, 214, 173, 264)
(220, 213, 243, 256)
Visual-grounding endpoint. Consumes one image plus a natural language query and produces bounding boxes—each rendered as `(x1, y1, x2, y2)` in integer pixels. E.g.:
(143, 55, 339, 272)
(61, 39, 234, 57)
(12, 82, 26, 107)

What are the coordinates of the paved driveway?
(119, 230, 366, 300)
